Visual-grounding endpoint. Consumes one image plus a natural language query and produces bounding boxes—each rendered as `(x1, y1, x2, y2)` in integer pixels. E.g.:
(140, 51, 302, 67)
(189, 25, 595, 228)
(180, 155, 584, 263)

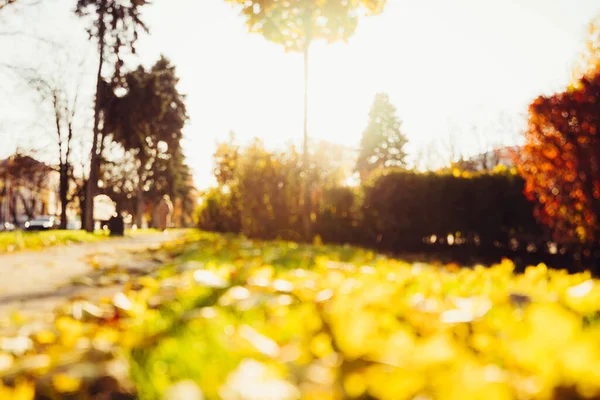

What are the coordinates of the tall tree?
(518, 69, 600, 247)
(355, 93, 408, 179)
(102, 56, 188, 228)
(234, 139, 303, 240)
(75, 0, 148, 232)
(26, 74, 81, 229)
(225, 0, 387, 240)
(519, 17, 600, 248)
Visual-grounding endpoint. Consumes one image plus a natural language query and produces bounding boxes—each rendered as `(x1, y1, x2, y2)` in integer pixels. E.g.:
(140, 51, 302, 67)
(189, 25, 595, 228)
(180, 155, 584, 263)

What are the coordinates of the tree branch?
(0, 0, 18, 10)
(0, 0, 41, 11)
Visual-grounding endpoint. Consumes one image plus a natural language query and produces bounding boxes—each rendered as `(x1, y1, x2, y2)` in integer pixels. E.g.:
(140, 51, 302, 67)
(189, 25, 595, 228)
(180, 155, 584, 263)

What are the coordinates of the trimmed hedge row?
(361, 170, 544, 251)
(198, 169, 546, 253)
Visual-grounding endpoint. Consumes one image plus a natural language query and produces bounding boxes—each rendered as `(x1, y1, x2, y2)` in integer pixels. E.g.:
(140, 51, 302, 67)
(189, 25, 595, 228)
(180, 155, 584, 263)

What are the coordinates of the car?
(25, 215, 58, 231)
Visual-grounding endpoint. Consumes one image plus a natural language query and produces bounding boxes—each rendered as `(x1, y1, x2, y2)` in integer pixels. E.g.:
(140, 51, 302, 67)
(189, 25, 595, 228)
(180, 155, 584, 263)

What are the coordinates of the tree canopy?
(76, 0, 149, 230)
(103, 56, 187, 166)
(101, 56, 190, 222)
(75, 0, 148, 78)
(225, 0, 386, 51)
(518, 69, 600, 246)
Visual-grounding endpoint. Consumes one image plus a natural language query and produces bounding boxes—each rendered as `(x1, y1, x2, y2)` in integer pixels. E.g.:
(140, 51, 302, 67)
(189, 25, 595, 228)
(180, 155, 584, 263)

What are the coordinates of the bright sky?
(1, 0, 599, 189)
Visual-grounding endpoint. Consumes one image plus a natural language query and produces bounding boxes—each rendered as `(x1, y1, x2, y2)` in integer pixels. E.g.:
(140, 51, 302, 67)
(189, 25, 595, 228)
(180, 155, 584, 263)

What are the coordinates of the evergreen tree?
(356, 93, 408, 179)
(102, 56, 188, 227)
(75, 0, 149, 231)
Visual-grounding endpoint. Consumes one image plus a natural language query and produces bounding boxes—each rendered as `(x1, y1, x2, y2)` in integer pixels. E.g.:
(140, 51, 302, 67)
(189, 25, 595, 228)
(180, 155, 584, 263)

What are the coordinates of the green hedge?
(195, 188, 241, 234)
(362, 169, 544, 251)
(198, 169, 546, 252)
(315, 186, 364, 244)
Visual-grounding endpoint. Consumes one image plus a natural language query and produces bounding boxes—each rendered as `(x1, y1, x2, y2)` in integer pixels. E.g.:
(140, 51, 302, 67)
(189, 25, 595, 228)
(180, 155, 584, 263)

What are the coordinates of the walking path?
(0, 231, 184, 317)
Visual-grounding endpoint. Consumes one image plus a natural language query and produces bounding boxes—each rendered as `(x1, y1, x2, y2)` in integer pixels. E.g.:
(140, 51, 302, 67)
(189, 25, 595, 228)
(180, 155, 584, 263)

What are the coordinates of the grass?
(0, 228, 171, 254)
(0, 230, 109, 253)
(2, 231, 600, 399)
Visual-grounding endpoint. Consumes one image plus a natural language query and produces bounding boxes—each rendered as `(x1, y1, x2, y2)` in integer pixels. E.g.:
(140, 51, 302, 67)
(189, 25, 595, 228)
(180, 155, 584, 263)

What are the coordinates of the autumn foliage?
(5, 232, 600, 399)
(518, 71, 600, 246)
(199, 145, 545, 254)
(225, 0, 387, 51)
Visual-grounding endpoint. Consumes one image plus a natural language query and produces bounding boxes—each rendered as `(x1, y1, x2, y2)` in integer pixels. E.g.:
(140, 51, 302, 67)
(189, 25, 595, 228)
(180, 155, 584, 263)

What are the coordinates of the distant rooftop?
(0, 154, 55, 173)
(458, 146, 522, 171)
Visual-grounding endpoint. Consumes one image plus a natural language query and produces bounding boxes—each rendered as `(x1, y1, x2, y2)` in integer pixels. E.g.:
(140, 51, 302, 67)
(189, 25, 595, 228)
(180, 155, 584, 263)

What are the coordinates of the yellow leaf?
(55, 316, 83, 347)
(310, 332, 333, 358)
(0, 380, 34, 400)
(35, 330, 57, 345)
(52, 374, 81, 393)
(344, 372, 367, 398)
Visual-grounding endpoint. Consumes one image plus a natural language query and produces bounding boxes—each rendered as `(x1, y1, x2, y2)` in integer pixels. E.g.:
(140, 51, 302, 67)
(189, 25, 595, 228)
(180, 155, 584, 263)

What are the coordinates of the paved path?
(0, 232, 184, 317)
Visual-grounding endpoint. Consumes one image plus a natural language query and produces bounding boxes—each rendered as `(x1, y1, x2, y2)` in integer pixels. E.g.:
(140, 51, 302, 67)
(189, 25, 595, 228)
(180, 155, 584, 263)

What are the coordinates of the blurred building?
(455, 146, 521, 172)
(0, 154, 60, 227)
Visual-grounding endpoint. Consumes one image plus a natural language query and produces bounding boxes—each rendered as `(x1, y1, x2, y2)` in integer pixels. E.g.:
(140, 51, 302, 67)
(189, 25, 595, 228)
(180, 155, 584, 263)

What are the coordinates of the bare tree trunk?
(302, 42, 311, 242)
(135, 162, 145, 229)
(6, 178, 15, 224)
(79, 181, 86, 229)
(135, 191, 144, 228)
(62, 85, 78, 230)
(59, 165, 68, 229)
(51, 92, 68, 230)
(84, 0, 106, 232)
(18, 192, 35, 220)
(84, 49, 104, 232)
(180, 197, 186, 228)
(9, 193, 17, 225)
